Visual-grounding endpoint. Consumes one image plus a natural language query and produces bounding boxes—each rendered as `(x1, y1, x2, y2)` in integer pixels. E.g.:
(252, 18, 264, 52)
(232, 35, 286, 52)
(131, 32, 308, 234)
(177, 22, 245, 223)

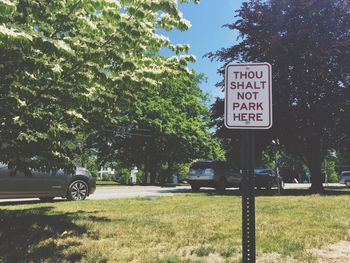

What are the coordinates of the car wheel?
(345, 181, 350, 188)
(190, 183, 200, 192)
(216, 179, 226, 194)
(67, 180, 88, 201)
(39, 197, 54, 202)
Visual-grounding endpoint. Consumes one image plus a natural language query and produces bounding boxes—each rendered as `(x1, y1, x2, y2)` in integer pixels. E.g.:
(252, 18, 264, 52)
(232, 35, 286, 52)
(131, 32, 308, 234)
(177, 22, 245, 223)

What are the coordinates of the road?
(89, 185, 192, 200)
(89, 183, 345, 200)
(0, 185, 193, 204)
(0, 183, 346, 204)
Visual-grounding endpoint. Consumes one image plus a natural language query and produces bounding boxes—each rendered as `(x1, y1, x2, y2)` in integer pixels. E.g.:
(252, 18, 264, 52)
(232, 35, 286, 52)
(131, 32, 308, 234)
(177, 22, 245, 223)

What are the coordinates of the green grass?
(0, 194, 349, 262)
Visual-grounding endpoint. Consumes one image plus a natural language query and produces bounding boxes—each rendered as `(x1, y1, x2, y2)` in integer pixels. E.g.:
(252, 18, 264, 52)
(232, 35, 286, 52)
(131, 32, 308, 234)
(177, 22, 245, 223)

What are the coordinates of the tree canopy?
(1, 0, 221, 175)
(90, 71, 224, 183)
(207, 0, 350, 192)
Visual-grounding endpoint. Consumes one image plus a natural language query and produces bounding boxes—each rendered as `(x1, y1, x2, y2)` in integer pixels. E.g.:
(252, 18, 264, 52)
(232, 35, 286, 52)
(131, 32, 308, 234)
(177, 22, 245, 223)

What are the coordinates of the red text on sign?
(233, 102, 264, 111)
(232, 71, 263, 79)
(230, 81, 267, 90)
(233, 113, 263, 122)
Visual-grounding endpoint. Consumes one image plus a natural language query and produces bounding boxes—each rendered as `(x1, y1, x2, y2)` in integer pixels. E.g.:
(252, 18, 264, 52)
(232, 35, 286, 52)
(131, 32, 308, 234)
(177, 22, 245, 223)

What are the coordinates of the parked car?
(186, 160, 281, 192)
(254, 168, 282, 190)
(187, 161, 240, 192)
(339, 171, 350, 187)
(0, 164, 96, 201)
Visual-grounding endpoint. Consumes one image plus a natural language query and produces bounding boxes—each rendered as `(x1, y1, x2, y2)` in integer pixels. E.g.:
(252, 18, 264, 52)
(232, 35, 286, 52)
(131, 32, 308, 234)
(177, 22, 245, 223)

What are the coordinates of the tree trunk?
(167, 161, 174, 184)
(142, 163, 148, 185)
(149, 161, 157, 185)
(306, 133, 324, 193)
(309, 159, 323, 193)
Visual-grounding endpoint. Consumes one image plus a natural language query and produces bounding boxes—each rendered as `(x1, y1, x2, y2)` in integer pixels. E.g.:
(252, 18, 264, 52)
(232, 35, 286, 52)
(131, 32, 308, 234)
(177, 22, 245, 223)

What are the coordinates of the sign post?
(225, 63, 272, 263)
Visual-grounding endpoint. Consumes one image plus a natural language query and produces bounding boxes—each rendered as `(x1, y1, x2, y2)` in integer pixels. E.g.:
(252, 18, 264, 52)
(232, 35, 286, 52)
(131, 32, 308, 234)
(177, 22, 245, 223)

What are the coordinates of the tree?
(0, 0, 199, 172)
(207, 0, 350, 192)
(91, 71, 224, 184)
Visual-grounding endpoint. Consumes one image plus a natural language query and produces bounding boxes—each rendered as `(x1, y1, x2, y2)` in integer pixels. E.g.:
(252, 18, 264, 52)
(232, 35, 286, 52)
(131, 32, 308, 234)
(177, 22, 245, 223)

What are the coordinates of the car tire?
(67, 180, 89, 201)
(345, 181, 350, 188)
(39, 197, 54, 202)
(216, 179, 226, 194)
(190, 183, 200, 192)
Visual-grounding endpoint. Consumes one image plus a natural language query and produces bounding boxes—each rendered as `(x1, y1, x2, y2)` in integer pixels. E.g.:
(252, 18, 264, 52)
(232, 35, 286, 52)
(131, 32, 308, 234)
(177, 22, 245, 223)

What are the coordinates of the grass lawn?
(0, 193, 350, 263)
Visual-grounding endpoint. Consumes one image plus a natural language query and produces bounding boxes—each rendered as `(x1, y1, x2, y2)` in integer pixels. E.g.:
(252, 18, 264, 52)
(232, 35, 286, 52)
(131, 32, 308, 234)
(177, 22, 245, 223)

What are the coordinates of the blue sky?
(164, 0, 245, 101)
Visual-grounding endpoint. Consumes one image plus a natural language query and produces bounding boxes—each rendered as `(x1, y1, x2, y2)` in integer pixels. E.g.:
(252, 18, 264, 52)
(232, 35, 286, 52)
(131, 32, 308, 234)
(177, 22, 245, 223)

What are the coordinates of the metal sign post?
(225, 63, 272, 263)
(241, 129, 255, 262)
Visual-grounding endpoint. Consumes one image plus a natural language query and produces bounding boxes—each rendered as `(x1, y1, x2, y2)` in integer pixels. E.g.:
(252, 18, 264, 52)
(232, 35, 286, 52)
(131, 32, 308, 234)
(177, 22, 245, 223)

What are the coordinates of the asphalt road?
(0, 183, 346, 205)
(87, 183, 345, 200)
(88, 183, 346, 200)
(0, 185, 194, 204)
(90, 185, 192, 200)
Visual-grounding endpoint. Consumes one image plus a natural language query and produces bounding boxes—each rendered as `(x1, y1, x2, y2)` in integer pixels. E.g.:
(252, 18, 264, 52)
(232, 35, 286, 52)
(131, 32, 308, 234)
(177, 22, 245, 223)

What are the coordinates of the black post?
(241, 129, 256, 262)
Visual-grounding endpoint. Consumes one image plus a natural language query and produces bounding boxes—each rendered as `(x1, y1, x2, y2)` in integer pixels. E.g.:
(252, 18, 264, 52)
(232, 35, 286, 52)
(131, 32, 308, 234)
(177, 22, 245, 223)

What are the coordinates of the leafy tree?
(92, 71, 224, 184)
(261, 144, 307, 182)
(207, 0, 350, 192)
(324, 158, 338, 183)
(0, 0, 199, 172)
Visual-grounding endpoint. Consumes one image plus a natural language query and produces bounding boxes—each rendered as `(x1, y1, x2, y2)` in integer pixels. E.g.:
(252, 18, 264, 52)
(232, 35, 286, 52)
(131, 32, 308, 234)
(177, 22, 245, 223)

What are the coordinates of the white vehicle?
(339, 171, 350, 188)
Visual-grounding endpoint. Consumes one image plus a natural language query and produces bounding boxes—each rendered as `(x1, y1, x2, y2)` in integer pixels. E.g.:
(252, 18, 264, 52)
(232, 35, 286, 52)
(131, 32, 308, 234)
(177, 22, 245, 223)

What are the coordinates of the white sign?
(225, 63, 272, 129)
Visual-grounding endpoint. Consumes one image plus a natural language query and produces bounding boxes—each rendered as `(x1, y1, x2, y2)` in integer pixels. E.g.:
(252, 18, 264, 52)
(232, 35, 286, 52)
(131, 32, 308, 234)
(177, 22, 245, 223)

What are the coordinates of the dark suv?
(339, 171, 350, 187)
(0, 164, 96, 201)
(186, 161, 240, 192)
(254, 168, 281, 190)
(186, 161, 280, 192)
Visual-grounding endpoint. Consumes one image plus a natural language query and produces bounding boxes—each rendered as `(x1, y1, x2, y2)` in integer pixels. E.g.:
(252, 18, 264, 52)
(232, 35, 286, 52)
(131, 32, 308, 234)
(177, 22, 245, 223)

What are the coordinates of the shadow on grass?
(0, 206, 105, 263)
(0, 199, 66, 207)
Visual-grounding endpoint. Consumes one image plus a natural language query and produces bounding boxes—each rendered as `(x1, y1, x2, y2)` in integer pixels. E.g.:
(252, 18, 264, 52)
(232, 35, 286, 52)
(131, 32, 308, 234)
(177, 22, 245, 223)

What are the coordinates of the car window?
(190, 161, 236, 172)
(33, 167, 60, 176)
(342, 172, 350, 177)
(190, 162, 215, 169)
(255, 169, 265, 174)
(255, 169, 273, 174)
